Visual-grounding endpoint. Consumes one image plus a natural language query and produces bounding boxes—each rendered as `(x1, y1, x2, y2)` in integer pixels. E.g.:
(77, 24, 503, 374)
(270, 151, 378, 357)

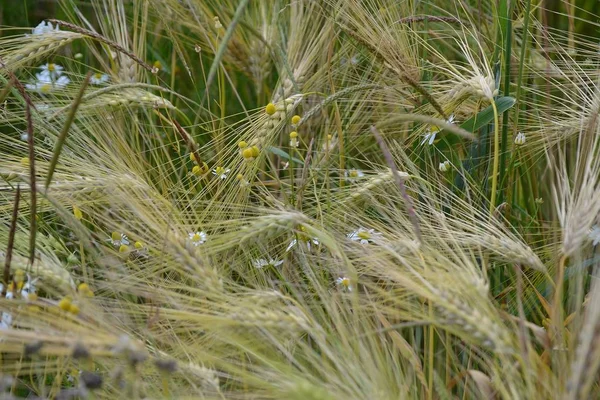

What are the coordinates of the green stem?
(489, 100, 500, 216)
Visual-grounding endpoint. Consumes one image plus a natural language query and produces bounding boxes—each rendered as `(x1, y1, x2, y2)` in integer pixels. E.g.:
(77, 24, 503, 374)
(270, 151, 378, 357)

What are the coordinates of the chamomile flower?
(422, 114, 455, 146)
(109, 232, 129, 247)
(40, 63, 63, 80)
(286, 226, 320, 251)
(514, 132, 526, 145)
(30, 21, 59, 35)
(344, 169, 364, 182)
(26, 73, 70, 93)
(212, 167, 230, 180)
(20, 132, 29, 141)
(348, 227, 382, 244)
(289, 131, 299, 148)
(236, 173, 250, 187)
(90, 72, 109, 85)
(253, 258, 284, 269)
(188, 231, 207, 246)
(336, 276, 353, 292)
(589, 225, 600, 246)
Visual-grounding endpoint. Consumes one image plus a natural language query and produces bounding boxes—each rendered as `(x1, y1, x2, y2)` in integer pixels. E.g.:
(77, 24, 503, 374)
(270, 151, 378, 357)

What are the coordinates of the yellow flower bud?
(238, 141, 248, 148)
(68, 303, 80, 315)
(242, 148, 254, 159)
(134, 241, 144, 249)
(58, 296, 72, 311)
(289, 131, 298, 139)
(73, 205, 83, 220)
(265, 103, 276, 115)
(251, 146, 260, 158)
(291, 115, 301, 125)
(119, 244, 129, 253)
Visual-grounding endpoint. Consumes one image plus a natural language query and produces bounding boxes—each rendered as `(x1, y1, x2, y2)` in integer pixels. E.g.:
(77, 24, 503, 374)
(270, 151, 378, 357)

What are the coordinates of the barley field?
(0, 0, 599, 399)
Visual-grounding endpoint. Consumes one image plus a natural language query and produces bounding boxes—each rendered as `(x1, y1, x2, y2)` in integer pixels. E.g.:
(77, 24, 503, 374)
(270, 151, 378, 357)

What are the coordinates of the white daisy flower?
(20, 132, 29, 141)
(422, 114, 455, 146)
(20, 276, 38, 300)
(590, 225, 600, 246)
(40, 63, 64, 80)
(90, 72, 109, 85)
(188, 231, 207, 246)
(348, 227, 382, 244)
(109, 232, 129, 247)
(344, 169, 364, 182)
(26, 73, 70, 93)
(212, 167, 230, 180)
(336, 276, 353, 292)
(514, 132, 526, 145)
(253, 258, 284, 269)
(30, 21, 59, 36)
(286, 237, 320, 252)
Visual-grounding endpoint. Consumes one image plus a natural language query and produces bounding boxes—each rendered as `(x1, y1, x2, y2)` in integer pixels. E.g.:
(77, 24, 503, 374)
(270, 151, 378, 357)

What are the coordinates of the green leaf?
(266, 146, 304, 165)
(458, 96, 516, 133)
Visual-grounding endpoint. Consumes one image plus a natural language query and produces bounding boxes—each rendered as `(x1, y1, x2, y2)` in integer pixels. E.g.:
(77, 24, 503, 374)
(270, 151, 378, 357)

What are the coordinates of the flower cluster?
(26, 63, 70, 93)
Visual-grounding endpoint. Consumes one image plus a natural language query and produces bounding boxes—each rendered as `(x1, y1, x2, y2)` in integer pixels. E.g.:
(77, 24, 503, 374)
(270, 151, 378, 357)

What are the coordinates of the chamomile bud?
(514, 132, 526, 145)
(73, 205, 83, 220)
(265, 103, 276, 116)
(291, 115, 301, 125)
(119, 244, 129, 253)
(58, 296, 72, 311)
(242, 148, 254, 160)
(439, 160, 451, 172)
(238, 141, 248, 149)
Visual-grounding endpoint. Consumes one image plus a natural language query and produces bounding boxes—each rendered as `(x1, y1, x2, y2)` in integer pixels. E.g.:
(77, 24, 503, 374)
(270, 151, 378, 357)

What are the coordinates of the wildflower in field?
(188, 231, 207, 246)
(291, 115, 301, 126)
(90, 72, 109, 85)
(439, 160, 451, 172)
(73, 205, 83, 220)
(322, 134, 337, 152)
(153, 60, 162, 71)
(422, 114, 455, 146)
(40, 63, 63, 80)
(336, 276, 353, 292)
(289, 131, 299, 148)
(26, 70, 70, 93)
(514, 132, 526, 145)
(30, 21, 59, 35)
(253, 258, 284, 269)
(589, 225, 600, 246)
(213, 16, 223, 29)
(212, 166, 230, 180)
(265, 102, 276, 116)
(109, 232, 129, 247)
(345, 169, 365, 182)
(78, 283, 94, 298)
(236, 173, 250, 187)
(348, 227, 382, 244)
(20, 276, 38, 300)
(286, 226, 320, 251)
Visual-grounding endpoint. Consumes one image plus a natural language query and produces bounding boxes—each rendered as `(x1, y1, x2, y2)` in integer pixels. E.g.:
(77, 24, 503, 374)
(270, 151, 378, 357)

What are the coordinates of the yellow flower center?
(358, 231, 370, 240)
(134, 241, 144, 249)
(47, 63, 55, 72)
(94, 72, 102, 79)
(349, 170, 359, 178)
(242, 148, 254, 159)
(40, 84, 52, 93)
(291, 115, 301, 125)
(111, 232, 121, 242)
(153, 60, 162, 70)
(238, 141, 248, 148)
(119, 244, 129, 253)
(192, 233, 201, 241)
(289, 131, 298, 139)
(340, 278, 350, 287)
(265, 103, 276, 115)
(215, 167, 225, 175)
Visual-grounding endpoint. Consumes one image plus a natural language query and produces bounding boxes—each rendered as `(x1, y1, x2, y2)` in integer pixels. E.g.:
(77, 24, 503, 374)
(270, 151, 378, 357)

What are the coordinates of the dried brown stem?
(3, 186, 20, 297)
